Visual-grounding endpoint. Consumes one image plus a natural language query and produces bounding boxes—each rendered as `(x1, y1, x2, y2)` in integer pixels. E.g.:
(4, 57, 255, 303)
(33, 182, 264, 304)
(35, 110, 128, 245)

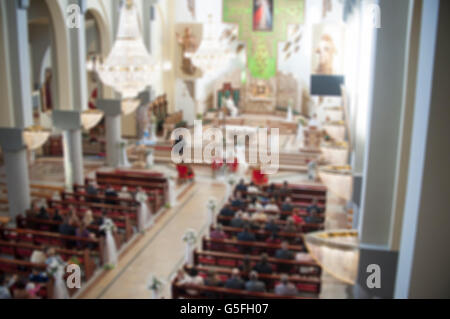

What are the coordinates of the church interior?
(0, 0, 448, 300)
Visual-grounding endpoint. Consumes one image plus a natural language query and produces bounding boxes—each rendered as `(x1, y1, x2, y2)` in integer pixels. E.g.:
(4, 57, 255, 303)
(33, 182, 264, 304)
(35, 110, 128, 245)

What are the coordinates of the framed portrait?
(253, 0, 273, 31)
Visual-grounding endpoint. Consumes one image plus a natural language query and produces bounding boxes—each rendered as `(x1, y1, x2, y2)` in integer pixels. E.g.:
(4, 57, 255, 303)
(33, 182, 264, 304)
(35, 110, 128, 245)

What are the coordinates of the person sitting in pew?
(248, 198, 264, 211)
(119, 186, 133, 201)
(245, 271, 266, 293)
(105, 184, 119, 205)
(247, 182, 259, 194)
(230, 211, 247, 229)
(239, 255, 253, 273)
(86, 181, 99, 202)
(266, 183, 277, 197)
(75, 222, 95, 249)
(251, 209, 268, 223)
(275, 241, 295, 260)
(265, 232, 282, 245)
(292, 211, 305, 225)
(278, 181, 290, 201)
(36, 205, 50, 220)
(280, 197, 294, 221)
(307, 198, 322, 214)
(68, 207, 81, 227)
(0, 273, 12, 299)
(275, 274, 298, 297)
(237, 225, 256, 242)
(224, 268, 245, 290)
(210, 224, 228, 240)
(253, 253, 273, 275)
(28, 269, 48, 284)
(235, 179, 247, 193)
(304, 209, 322, 224)
(83, 209, 94, 226)
(265, 217, 280, 234)
(177, 267, 204, 296)
(59, 215, 76, 237)
(283, 218, 297, 233)
(204, 270, 224, 298)
(231, 193, 245, 209)
(52, 209, 63, 222)
(220, 204, 236, 218)
(12, 278, 35, 299)
(264, 198, 279, 212)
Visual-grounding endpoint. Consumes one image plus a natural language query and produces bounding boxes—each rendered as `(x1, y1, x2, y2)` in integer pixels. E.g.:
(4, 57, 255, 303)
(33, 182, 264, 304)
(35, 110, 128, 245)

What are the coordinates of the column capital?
(52, 110, 82, 130)
(97, 99, 123, 116)
(17, 0, 30, 10)
(138, 91, 151, 106)
(0, 128, 26, 152)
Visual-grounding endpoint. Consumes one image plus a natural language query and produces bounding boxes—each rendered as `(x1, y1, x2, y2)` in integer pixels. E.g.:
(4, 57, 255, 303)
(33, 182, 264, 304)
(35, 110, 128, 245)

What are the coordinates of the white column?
(395, 0, 450, 299)
(53, 111, 84, 188)
(354, 0, 413, 299)
(4, 0, 32, 128)
(0, 128, 31, 221)
(98, 100, 122, 167)
(69, 0, 88, 111)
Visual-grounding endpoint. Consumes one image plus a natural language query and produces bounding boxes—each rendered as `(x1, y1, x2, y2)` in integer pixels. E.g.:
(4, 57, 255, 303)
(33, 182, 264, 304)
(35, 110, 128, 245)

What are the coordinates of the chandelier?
(81, 109, 104, 131)
(23, 125, 51, 150)
(185, 15, 234, 74)
(121, 99, 140, 116)
(91, 0, 157, 100)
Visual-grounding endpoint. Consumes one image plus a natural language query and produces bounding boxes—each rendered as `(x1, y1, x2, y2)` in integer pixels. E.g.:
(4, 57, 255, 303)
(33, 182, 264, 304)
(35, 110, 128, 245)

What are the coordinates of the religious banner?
(175, 23, 203, 79)
(223, 0, 304, 79)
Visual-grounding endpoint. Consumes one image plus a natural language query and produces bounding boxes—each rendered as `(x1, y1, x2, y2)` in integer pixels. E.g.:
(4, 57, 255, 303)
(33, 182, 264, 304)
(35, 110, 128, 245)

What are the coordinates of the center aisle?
(79, 180, 226, 299)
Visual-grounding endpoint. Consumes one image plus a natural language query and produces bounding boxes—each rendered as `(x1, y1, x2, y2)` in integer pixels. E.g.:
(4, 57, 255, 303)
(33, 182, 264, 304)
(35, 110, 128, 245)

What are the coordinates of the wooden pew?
(0, 227, 105, 265)
(217, 216, 325, 233)
(25, 208, 133, 242)
(221, 204, 326, 221)
(194, 250, 321, 277)
(202, 237, 306, 256)
(23, 215, 132, 246)
(189, 264, 321, 295)
(48, 199, 138, 217)
(210, 226, 304, 245)
(171, 277, 314, 299)
(0, 257, 53, 298)
(94, 170, 168, 207)
(236, 190, 327, 206)
(0, 240, 96, 281)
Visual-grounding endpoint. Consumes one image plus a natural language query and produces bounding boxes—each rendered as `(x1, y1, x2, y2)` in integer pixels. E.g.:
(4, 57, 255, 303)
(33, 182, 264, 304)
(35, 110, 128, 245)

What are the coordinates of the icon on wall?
(253, 0, 273, 31)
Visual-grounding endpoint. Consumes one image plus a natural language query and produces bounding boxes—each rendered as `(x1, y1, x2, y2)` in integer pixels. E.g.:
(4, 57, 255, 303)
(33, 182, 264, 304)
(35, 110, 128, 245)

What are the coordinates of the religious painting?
(311, 24, 345, 75)
(253, 0, 274, 31)
(223, 0, 304, 79)
(175, 23, 203, 79)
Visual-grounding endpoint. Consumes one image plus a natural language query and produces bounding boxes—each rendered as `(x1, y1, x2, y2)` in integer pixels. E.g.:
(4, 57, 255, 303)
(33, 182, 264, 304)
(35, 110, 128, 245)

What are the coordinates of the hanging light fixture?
(23, 125, 51, 151)
(186, 15, 234, 75)
(121, 99, 140, 116)
(81, 109, 104, 131)
(91, 0, 157, 101)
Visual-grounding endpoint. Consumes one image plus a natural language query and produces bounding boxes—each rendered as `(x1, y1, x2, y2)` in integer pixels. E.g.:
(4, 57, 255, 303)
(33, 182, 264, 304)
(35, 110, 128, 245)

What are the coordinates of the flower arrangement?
(46, 256, 67, 277)
(117, 140, 127, 149)
(227, 175, 237, 186)
(100, 218, 117, 233)
(68, 256, 81, 266)
(148, 274, 166, 293)
(182, 229, 197, 246)
(207, 198, 217, 212)
(298, 118, 307, 126)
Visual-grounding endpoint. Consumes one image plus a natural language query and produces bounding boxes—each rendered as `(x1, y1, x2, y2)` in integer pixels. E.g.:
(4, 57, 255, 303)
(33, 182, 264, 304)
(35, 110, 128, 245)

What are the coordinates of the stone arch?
(44, 0, 73, 110)
(85, 2, 113, 98)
